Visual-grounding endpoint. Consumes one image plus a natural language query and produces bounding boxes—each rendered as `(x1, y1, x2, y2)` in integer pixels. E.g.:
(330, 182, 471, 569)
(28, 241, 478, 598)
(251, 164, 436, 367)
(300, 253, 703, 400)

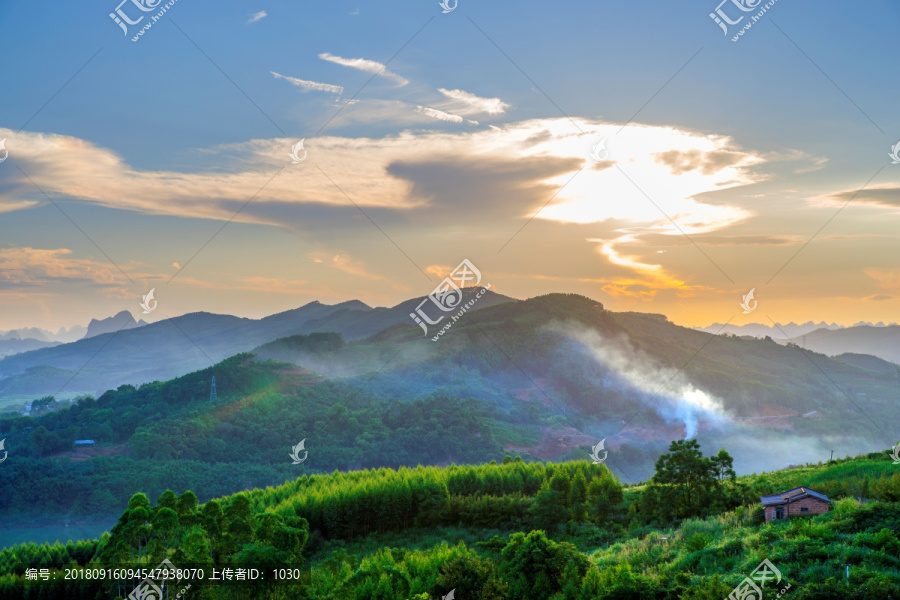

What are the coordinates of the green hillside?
(2, 294, 897, 541)
(1, 449, 900, 599)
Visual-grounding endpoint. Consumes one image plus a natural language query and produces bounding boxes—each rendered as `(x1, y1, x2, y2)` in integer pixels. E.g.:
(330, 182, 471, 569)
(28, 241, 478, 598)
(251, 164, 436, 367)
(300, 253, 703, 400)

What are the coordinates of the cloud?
(351, 8, 359, 15)
(498, 122, 762, 292)
(308, 251, 398, 285)
(320, 99, 477, 128)
(0, 127, 430, 227)
(0, 119, 763, 277)
(318, 52, 408, 86)
(654, 148, 745, 176)
(826, 186, 900, 209)
(416, 105, 464, 124)
(0, 199, 40, 214)
(437, 88, 510, 116)
(639, 233, 802, 247)
(0, 247, 125, 291)
(425, 264, 455, 279)
(331, 254, 384, 280)
(248, 10, 267, 24)
(385, 153, 581, 221)
(864, 268, 900, 292)
(271, 71, 343, 95)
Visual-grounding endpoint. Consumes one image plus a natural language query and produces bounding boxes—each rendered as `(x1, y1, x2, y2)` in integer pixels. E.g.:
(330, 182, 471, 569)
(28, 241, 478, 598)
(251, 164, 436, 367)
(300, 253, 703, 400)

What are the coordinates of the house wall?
(763, 497, 829, 522)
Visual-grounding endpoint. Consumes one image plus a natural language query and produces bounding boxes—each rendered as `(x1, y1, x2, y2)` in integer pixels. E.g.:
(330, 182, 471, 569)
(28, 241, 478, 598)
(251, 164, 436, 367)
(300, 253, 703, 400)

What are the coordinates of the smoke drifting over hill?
(553, 324, 727, 437)
(553, 322, 879, 474)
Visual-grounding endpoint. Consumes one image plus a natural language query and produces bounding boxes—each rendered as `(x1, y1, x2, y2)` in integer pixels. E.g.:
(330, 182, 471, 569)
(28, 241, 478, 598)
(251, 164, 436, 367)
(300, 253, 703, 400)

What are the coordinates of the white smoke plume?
(552, 323, 727, 437)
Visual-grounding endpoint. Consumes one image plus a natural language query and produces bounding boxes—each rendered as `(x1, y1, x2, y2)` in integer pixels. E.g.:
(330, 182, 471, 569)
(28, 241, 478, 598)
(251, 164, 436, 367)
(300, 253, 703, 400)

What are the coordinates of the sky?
(1, 0, 899, 332)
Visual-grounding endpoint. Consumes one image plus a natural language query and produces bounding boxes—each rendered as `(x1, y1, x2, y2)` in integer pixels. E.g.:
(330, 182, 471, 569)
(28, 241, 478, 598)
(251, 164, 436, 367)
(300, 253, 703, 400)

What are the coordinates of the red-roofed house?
(760, 487, 831, 523)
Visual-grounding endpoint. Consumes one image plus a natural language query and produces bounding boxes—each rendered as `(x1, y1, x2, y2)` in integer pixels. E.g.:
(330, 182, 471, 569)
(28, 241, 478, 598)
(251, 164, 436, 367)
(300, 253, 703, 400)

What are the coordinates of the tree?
(711, 449, 736, 482)
(498, 531, 589, 600)
(435, 551, 495, 600)
(649, 439, 730, 520)
(173, 525, 213, 567)
(116, 493, 153, 562)
(587, 472, 623, 523)
(593, 563, 652, 600)
(569, 469, 588, 522)
(529, 487, 568, 531)
(176, 490, 198, 520)
(156, 490, 178, 511)
(148, 507, 179, 560)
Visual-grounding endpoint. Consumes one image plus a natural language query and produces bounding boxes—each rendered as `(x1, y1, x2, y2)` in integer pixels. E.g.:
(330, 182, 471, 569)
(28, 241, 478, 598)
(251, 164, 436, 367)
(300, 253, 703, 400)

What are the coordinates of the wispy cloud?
(318, 52, 409, 86)
(437, 88, 510, 115)
(271, 71, 343, 95)
(825, 185, 900, 210)
(416, 105, 464, 124)
(0, 247, 125, 291)
(324, 99, 482, 128)
(331, 254, 384, 280)
(864, 268, 900, 292)
(248, 10, 267, 24)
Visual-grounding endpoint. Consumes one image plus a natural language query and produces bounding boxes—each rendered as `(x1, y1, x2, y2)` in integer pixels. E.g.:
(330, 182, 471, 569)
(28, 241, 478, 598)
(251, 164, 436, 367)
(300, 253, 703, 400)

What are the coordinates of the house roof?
(760, 486, 831, 506)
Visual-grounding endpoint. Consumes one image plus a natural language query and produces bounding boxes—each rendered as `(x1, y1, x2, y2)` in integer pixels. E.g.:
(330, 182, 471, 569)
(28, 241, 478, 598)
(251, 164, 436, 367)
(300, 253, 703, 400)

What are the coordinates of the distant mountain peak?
(83, 311, 144, 339)
(0, 327, 52, 342)
(696, 321, 845, 339)
(334, 299, 372, 311)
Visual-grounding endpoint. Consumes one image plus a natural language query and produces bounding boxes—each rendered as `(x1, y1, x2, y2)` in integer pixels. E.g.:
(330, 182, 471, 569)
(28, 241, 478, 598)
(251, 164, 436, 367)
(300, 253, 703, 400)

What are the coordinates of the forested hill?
(254, 293, 899, 463)
(0, 355, 512, 534)
(1, 293, 897, 541)
(2, 450, 900, 599)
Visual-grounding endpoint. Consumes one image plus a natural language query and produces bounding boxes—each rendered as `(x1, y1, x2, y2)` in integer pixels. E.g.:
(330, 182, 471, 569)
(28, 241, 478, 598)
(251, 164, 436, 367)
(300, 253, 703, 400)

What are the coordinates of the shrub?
(685, 533, 711, 552)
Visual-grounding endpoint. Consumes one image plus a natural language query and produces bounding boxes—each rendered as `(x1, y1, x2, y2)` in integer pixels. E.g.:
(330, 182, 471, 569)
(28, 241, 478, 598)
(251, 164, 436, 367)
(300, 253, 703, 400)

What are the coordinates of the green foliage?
(0, 357, 521, 526)
(639, 439, 744, 525)
(498, 530, 588, 600)
(3, 455, 900, 600)
(254, 332, 346, 359)
(254, 460, 620, 540)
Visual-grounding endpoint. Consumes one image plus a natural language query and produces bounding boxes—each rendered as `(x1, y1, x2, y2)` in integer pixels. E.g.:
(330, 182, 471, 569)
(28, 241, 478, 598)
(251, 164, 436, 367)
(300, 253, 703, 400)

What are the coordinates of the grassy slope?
(2, 453, 900, 599)
(246, 451, 900, 598)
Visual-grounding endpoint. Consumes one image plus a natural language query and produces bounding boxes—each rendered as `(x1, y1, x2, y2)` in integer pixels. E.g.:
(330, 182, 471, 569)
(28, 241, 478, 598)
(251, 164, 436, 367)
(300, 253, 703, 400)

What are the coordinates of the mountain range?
(697, 321, 845, 338)
(4, 306, 899, 387)
(0, 325, 87, 343)
(1, 290, 899, 425)
(1, 292, 898, 539)
(0, 288, 515, 398)
(698, 321, 900, 364)
(787, 325, 900, 366)
(0, 318, 140, 358)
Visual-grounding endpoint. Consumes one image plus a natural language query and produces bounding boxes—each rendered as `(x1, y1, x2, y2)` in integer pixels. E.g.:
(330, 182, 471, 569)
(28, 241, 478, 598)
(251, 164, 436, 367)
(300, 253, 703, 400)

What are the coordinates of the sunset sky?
(1, 0, 899, 332)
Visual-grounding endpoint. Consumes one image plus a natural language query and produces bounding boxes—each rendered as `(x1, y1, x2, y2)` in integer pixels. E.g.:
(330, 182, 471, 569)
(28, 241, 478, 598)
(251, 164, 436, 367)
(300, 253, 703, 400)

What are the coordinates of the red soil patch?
(505, 426, 596, 460)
